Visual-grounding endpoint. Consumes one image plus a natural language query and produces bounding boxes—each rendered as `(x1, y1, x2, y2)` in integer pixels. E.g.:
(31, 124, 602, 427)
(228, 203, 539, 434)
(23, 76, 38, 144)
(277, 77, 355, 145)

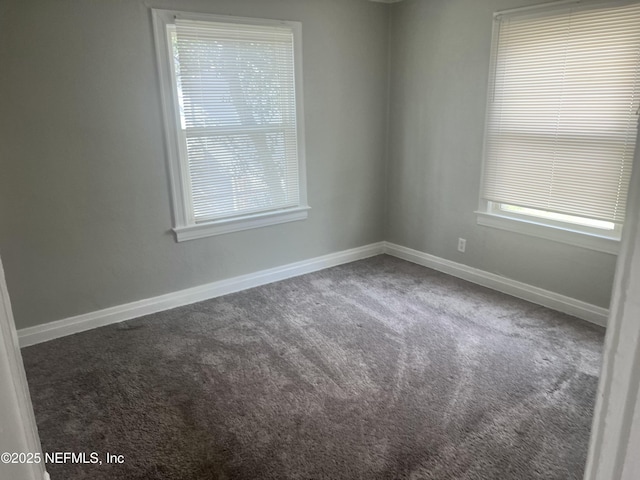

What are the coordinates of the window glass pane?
(172, 19, 301, 223)
(499, 204, 616, 230)
(482, 2, 640, 226)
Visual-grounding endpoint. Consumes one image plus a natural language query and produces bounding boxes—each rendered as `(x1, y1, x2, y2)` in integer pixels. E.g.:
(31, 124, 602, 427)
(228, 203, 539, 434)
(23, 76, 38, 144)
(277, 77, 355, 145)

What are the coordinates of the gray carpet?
(22, 255, 604, 480)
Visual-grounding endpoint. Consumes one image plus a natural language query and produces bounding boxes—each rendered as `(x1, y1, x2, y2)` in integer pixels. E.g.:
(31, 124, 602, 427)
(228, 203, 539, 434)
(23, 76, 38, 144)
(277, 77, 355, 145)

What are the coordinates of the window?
(153, 10, 308, 241)
(478, 0, 640, 254)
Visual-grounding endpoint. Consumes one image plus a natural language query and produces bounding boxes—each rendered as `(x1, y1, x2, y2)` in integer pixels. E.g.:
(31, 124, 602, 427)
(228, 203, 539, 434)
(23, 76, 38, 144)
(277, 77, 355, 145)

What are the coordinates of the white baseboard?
(18, 240, 607, 347)
(18, 242, 385, 347)
(383, 242, 609, 327)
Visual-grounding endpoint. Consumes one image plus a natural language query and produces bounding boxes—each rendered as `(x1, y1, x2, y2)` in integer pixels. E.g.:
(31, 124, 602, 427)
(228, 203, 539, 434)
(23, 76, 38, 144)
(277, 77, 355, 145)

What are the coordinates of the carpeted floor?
(22, 255, 604, 480)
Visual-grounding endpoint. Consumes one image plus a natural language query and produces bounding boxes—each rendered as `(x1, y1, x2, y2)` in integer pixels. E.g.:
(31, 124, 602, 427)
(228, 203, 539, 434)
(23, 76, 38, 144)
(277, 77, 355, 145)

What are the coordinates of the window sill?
(476, 211, 620, 255)
(173, 206, 310, 242)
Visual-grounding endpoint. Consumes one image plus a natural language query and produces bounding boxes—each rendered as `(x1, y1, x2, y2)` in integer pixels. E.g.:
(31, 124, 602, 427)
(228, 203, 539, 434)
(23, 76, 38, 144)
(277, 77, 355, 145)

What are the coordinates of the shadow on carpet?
(22, 255, 604, 479)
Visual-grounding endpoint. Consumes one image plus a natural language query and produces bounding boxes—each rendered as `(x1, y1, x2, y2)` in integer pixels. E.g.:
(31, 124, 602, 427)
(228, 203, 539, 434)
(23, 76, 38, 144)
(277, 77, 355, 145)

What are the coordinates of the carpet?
(22, 255, 604, 479)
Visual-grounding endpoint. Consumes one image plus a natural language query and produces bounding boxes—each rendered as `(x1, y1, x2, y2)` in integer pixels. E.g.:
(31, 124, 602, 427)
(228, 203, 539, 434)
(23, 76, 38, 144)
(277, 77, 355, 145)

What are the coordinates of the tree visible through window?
(153, 11, 308, 241)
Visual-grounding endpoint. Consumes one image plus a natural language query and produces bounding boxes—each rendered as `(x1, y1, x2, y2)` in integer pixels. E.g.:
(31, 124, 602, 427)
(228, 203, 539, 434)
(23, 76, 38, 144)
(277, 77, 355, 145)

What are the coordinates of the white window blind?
(482, 1, 640, 225)
(173, 18, 302, 224)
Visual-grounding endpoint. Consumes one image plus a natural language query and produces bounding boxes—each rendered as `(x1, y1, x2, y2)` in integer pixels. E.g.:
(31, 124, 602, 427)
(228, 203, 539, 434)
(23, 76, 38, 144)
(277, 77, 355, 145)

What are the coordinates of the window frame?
(152, 9, 309, 242)
(477, 202, 621, 255)
(476, 0, 640, 255)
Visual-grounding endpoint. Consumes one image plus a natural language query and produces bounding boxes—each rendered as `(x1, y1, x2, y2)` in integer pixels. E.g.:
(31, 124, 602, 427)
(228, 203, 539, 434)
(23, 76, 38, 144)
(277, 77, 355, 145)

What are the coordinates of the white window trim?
(475, 0, 637, 256)
(476, 202, 620, 255)
(174, 206, 310, 242)
(152, 9, 309, 242)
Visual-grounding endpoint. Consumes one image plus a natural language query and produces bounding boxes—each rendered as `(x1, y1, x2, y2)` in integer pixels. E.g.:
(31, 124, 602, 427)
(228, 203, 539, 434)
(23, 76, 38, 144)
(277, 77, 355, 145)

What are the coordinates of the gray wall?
(0, 0, 390, 329)
(0, 0, 619, 331)
(386, 0, 617, 308)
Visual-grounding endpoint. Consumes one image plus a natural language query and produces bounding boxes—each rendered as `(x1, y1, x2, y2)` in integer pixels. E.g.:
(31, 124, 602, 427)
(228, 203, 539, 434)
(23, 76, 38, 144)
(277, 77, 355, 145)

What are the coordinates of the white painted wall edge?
(584, 119, 640, 480)
(0, 258, 46, 480)
(18, 243, 385, 347)
(383, 242, 609, 327)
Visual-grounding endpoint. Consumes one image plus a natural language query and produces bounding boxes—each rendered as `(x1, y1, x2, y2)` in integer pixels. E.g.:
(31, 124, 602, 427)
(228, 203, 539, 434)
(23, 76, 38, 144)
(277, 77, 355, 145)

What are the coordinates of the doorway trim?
(0, 258, 47, 480)
(584, 121, 640, 480)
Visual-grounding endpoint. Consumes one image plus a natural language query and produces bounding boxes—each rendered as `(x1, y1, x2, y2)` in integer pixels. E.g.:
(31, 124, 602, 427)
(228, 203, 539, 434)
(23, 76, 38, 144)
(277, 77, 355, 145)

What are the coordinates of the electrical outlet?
(457, 238, 466, 253)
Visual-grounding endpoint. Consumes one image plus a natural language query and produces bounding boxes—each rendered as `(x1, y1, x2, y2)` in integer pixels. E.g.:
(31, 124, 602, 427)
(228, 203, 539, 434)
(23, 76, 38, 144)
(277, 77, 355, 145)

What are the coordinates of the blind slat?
(174, 19, 301, 223)
(482, 2, 640, 224)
